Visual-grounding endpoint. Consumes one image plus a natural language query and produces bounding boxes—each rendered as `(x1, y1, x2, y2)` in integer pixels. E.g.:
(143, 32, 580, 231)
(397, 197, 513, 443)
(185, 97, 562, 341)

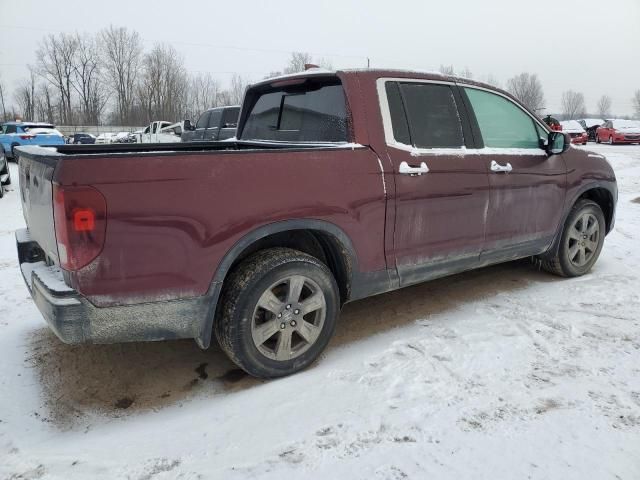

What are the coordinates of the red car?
(560, 120, 588, 145)
(596, 119, 640, 144)
(16, 69, 617, 378)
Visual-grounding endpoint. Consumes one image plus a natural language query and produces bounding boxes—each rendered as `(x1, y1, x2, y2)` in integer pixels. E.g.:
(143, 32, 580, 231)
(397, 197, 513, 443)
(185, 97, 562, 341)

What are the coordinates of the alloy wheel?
(567, 213, 599, 268)
(251, 275, 326, 361)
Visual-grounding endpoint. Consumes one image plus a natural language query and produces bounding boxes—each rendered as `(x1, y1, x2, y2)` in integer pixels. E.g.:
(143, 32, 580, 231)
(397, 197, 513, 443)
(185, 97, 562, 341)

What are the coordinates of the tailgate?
(18, 147, 60, 264)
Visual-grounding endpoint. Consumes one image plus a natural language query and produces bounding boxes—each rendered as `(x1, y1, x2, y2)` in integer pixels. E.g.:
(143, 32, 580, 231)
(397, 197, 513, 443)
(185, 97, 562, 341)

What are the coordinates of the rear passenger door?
(461, 87, 566, 260)
(203, 109, 222, 141)
(379, 79, 490, 287)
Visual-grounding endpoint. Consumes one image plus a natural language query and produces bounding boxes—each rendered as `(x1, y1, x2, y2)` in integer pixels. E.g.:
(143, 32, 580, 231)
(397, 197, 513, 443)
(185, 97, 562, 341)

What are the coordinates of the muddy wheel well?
(227, 229, 352, 304)
(578, 188, 614, 232)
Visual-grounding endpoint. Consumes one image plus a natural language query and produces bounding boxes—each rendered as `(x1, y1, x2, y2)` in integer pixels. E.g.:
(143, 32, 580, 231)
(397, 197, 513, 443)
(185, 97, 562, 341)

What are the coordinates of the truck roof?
(257, 67, 497, 93)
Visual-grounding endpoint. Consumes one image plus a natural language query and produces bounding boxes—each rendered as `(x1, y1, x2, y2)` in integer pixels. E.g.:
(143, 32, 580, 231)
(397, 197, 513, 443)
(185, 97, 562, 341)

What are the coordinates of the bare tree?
(72, 34, 107, 124)
(459, 67, 473, 79)
(137, 43, 188, 123)
(561, 90, 586, 119)
(483, 74, 501, 89)
(283, 52, 313, 74)
(14, 70, 37, 120)
(34, 84, 56, 123)
(186, 72, 220, 119)
(100, 26, 143, 124)
(439, 64, 455, 76)
(506, 73, 545, 112)
(36, 33, 78, 124)
(596, 95, 612, 119)
(633, 90, 640, 119)
(228, 74, 249, 105)
(0, 74, 8, 121)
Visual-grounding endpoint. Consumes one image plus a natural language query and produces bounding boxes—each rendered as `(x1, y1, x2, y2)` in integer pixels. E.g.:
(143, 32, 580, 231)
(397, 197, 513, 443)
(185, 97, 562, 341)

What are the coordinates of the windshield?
(240, 78, 349, 143)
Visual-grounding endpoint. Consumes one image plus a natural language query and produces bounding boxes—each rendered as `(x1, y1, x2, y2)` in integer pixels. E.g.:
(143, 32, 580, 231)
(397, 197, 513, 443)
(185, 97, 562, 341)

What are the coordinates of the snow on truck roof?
(257, 68, 481, 89)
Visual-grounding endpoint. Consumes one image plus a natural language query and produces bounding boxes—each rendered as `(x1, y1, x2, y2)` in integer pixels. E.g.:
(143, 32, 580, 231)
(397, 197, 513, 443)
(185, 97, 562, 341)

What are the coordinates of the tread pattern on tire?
(541, 199, 602, 277)
(214, 247, 334, 374)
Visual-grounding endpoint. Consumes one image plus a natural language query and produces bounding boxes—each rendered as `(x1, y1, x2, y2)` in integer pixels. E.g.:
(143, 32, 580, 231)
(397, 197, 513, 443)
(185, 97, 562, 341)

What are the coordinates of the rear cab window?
(240, 77, 349, 143)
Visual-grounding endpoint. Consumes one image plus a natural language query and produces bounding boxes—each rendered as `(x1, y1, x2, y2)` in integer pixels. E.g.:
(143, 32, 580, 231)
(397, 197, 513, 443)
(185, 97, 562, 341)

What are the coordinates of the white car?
(560, 120, 588, 145)
(95, 133, 117, 144)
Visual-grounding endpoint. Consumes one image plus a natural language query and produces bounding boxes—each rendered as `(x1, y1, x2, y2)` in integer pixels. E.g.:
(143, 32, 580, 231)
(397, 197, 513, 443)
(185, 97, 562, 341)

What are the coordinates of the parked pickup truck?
(16, 69, 617, 378)
(137, 121, 184, 143)
(181, 106, 240, 142)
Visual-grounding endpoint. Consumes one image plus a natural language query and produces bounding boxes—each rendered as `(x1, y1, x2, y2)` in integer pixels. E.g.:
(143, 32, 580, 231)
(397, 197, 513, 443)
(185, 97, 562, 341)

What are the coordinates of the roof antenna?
(304, 64, 320, 70)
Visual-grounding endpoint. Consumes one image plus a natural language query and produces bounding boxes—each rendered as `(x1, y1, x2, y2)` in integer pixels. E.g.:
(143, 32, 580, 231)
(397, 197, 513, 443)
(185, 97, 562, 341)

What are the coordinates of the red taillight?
(19, 134, 35, 140)
(53, 185, 107, 271)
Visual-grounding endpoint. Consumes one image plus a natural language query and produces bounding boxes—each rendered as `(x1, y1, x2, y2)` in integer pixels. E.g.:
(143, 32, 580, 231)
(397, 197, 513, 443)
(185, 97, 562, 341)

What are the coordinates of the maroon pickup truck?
(16, 69, 617, 378)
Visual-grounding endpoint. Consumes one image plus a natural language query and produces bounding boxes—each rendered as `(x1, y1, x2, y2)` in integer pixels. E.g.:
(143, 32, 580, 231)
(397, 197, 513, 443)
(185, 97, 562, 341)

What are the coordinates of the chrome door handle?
(490, 160, 513, 173)
(399, 161, 429, 176)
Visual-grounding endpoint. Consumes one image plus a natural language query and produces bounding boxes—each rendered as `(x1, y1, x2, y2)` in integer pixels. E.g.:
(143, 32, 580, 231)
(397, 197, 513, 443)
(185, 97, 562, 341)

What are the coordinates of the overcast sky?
(1, 0, 639, 116)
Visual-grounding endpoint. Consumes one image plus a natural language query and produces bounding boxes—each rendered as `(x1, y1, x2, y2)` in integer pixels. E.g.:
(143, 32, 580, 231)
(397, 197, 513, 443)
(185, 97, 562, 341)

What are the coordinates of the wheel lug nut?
(286, 304, 291, 310)
(294, 309, 300, 315)
(280, 322, 286, 329)
(290, 320, 297, 327)
(277, 313, 282, 318)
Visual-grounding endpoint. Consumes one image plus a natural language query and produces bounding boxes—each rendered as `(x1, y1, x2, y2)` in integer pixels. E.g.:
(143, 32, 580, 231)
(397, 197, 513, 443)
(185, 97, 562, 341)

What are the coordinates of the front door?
(194, 111, 210, 141)
(461, 87, 566, 259)
(203, 110, 222, 141)
(380, 80, 490, 287)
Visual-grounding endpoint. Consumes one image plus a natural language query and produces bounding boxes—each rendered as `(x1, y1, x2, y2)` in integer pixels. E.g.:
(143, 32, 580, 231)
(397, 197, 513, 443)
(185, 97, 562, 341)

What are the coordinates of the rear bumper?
(17, 228, 221, 347)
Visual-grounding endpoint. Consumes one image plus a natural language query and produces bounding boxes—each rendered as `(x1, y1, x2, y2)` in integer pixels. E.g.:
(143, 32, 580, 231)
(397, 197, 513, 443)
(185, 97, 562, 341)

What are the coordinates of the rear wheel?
(214, 248, 340, 378)
(541, 199, 605, 277)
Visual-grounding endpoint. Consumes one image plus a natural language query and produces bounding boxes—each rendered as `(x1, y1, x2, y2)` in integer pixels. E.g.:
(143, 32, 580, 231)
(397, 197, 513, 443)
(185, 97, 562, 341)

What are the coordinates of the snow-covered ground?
(1, 144, 639, 480)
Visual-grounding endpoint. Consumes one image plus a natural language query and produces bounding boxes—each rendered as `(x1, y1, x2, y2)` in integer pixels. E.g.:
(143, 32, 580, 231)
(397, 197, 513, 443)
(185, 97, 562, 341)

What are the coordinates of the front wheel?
(541, 199, 605, 277)
(214, 248, 340, 378)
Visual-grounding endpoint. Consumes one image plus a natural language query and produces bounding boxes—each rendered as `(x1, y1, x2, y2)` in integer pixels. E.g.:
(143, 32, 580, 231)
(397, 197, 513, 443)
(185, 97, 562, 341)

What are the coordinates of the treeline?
(0, 26, 252, 126)
(1, 31, 638, 125)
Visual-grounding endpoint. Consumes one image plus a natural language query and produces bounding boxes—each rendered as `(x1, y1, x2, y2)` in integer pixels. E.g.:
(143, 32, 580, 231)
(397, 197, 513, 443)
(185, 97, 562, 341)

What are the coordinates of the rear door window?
(397, 82, 464, 149)
(241, 79, 348, 142)
(221, 107, 240, 128)
(464, 88, 540, 149)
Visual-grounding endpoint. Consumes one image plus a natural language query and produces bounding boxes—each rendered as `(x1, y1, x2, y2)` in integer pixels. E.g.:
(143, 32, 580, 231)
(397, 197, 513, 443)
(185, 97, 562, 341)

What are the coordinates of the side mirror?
(183, 119, 195, 131)
(546, 131, 571, 155)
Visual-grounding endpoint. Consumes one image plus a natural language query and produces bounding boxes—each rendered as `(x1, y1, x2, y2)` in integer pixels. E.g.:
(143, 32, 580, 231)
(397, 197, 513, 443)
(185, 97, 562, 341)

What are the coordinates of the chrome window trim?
(376, 77, 548, 155)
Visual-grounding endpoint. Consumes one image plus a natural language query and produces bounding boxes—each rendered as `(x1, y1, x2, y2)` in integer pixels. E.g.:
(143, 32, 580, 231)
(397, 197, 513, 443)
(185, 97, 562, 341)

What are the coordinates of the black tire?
(1, 162, 11, 186)
(214, 247, 340, 378)
(541, 199, 606, 277)
(0, 180, 4, 198)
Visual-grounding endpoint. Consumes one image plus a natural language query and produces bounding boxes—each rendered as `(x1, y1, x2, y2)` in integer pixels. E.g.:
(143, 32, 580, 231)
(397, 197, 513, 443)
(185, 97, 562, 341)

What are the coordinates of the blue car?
(0, 122, 65, 161)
